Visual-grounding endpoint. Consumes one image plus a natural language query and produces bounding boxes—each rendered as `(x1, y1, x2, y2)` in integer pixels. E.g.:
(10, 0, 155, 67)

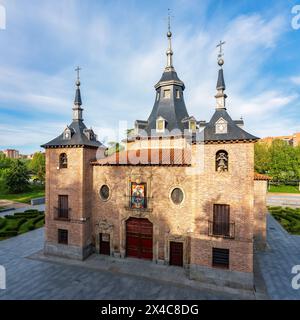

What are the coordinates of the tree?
(255, 139, 300, 182)
(4, 160, 30, 193)
(28, 152, 45, 183)
(126, 128, 135, 137)
(254, 142, 271, 174)
(106, 142, 125, 156)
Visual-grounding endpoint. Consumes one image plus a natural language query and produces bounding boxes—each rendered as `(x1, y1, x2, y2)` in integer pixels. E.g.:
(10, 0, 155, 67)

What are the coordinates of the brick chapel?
(42, 28, 268, 290)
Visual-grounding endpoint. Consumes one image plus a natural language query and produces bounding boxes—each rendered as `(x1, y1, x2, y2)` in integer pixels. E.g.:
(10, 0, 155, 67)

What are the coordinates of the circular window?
(99, 185, 110, 201)
(171, 188, 184, 205)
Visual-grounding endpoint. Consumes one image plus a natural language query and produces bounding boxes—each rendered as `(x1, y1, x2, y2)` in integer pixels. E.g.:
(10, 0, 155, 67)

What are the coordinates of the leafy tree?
(28, 152, 45, 183)
(106, 142, 125, 156)
(4, 160, 30, 193)
(255, 139, 300, 182)
(254, 142, 271, 174)
(126, 128, 135, 137)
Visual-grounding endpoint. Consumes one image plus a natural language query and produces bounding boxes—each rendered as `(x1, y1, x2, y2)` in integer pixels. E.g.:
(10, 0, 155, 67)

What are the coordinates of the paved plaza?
(0, 214, 299, 300)
(256, 214, 300, 299)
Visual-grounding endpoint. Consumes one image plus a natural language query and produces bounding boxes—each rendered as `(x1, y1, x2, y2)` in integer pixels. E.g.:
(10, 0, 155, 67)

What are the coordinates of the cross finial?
(75, 66, 81, 81)
(216, 40, 226, 58)
(168, 8, 171, 33)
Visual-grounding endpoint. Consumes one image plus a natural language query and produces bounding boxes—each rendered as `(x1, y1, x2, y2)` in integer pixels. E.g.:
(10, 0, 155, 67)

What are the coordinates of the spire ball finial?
(75, 66, 81, 86)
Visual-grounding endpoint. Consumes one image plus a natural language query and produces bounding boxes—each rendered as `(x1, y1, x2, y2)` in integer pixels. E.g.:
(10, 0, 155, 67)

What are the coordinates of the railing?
(208, 221, 235, 239)
(54, 207, 71, 221)
(124, 196, 153, 212)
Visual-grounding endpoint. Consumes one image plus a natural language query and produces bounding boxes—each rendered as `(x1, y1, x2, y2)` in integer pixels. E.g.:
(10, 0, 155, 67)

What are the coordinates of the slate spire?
(215, 41, 227, 110)
(73, 66, 83, 121)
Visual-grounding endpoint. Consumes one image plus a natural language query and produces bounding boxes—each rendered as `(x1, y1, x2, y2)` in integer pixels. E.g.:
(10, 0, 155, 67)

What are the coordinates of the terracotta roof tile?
(254, 172, 272, 181)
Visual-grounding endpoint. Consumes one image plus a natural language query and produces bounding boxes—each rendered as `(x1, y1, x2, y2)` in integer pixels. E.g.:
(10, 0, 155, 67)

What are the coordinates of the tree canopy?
(255, 139, 300, 182)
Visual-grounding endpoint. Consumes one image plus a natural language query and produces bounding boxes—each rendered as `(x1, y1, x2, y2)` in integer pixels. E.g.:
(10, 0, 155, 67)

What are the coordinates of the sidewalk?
(267, 193, 300, 207)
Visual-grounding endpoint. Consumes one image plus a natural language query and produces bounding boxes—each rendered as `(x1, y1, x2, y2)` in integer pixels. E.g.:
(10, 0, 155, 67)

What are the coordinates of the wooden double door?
(126, 218, 153, 260)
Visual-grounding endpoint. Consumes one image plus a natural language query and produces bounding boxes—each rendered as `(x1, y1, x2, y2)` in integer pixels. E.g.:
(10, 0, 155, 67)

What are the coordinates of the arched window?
(216, 150, 228, 172)
(59, 153, 68, 169)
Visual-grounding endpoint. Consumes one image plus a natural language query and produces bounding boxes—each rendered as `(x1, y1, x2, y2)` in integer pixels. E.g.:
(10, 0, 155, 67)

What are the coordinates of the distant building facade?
(261, 133, 300, 147)
(3, 149, 19, 159)
(42, 29, 268, 291)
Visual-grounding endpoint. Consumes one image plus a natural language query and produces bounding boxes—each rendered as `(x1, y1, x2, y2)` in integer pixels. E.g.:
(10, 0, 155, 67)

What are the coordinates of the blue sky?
(0, 0, 300, 154)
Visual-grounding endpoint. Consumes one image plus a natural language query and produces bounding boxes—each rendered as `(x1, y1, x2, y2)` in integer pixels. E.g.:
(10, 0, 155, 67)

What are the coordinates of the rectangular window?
(58, 195, 69, 219)
(176, 89, 180, 99)
(163, 89, 171, 99)
(130, 182, 147, 209)
(58, 229, 68, 245)
(213, 204, 230, 237)
(212, 248, 229, 269)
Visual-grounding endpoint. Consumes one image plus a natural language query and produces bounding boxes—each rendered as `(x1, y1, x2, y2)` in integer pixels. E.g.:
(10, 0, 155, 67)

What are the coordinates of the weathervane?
(216, 40, 225, 67)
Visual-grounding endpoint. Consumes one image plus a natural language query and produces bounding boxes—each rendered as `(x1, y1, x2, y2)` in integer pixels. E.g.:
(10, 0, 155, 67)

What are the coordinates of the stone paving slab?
(0, 229, 240, 300)
(0, 214, 299, 300)
(256, 214, 300, 300)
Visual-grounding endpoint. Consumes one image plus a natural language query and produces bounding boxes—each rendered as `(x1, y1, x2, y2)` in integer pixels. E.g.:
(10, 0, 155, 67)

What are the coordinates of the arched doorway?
(126, 217, 153, 260)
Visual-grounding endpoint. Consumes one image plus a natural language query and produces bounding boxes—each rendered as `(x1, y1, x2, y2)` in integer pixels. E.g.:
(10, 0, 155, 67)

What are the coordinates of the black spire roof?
(41, 72, 104, 149)
(203, 48, 259, 143)
(216, 68, 225, 90)
(133, 29, 191, 136)
(203, 109, 259, 142)
(74, 84, 82, 106)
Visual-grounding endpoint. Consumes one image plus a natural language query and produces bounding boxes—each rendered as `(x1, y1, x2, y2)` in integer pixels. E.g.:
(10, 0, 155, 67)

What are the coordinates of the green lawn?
(269, 206, 300, 235)
(0, 185, 45, 204)
(268, 185, 300, 194)
(0, 209, 45, 241)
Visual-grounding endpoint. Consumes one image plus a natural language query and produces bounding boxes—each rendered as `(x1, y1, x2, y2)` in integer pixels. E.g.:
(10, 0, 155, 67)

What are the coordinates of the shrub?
(0, 218, 6, 229)
(0, 231, 18, 237)
(16, 218, 27, 230)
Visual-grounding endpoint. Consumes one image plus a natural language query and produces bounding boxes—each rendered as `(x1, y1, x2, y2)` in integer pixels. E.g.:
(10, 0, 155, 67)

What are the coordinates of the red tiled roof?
(91, 148, 191, 166)
(254, 172, 272, 181)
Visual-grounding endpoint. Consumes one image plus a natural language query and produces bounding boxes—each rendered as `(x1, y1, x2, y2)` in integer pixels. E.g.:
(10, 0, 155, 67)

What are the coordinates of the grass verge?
(0, 185, 45, 204)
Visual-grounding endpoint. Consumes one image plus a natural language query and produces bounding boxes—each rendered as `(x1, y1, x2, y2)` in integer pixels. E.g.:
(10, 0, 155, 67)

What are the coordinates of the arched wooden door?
(126, 218, 153, 260)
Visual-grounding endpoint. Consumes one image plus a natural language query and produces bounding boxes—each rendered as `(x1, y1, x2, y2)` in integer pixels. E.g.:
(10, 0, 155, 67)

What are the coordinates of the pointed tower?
(134, 16, 196, 138)
(203, 43, 258, 142)
(42, 69, 106, 260)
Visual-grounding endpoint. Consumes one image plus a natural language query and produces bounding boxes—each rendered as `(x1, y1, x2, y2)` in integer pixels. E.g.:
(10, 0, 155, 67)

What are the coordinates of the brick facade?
(44, 137, 266, 290)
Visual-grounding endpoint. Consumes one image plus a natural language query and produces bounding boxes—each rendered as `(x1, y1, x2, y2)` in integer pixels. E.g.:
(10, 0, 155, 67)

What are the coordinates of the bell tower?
(42, 68, 106, 260)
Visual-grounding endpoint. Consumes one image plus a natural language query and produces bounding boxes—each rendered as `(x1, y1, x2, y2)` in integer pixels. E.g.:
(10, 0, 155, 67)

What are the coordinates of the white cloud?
(0, 1, 298, 152)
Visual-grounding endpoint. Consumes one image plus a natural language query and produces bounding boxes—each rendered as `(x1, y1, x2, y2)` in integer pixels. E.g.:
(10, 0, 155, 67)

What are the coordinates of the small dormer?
(63, 126, 73, 140)
(83, 128, 96, 141)
(156, 116, 166, 133)
(189, 117, 197, 133)
(215, 117, 228, 134)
